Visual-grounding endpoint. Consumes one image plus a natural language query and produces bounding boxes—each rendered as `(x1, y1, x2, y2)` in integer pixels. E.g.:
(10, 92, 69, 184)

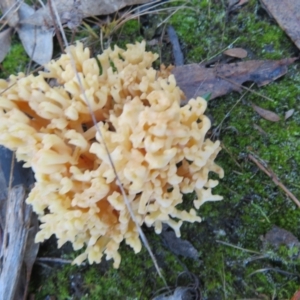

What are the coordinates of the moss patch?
(1, 38, 29, 77)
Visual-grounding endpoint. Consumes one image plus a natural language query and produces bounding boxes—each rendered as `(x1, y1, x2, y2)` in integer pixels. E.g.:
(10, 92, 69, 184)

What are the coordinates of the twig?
(48, 0, 64, 53)
(167, 25, 184, 66)
(216, 74, 274, 102)
(36, 257, 74, 264)
(216, 240, 261, 255)
(248, 154, 300, 208)
(248, 268, 299, 277)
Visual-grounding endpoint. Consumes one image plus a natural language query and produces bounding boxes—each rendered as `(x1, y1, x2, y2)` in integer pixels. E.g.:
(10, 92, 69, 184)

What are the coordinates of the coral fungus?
(0, 41, 223, 267)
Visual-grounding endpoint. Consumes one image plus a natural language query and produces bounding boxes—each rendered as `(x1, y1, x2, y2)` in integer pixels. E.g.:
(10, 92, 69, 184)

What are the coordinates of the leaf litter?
(285, 108, 295, 121)
(0, 0, 159, 64)
(251, 103, 281, 122)
(19, 0, 155, 27)
(223, 47, 248, 59)
(161, 225, 199, 260)
(172, 57, 297, 102)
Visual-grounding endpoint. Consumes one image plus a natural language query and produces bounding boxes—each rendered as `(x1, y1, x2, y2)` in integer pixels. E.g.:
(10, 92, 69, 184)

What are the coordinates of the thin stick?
(8, 151, 15, 195)
(248, 154, 300, 208)
(36, 257, 73, 264)
(50, 1, 168, 286)
(216, 240, 261, 255)
(48, 0, 65, 53)
(216, 74, 274, 102)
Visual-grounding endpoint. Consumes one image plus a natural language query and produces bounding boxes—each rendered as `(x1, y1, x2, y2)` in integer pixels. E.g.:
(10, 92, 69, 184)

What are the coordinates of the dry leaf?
(17, 3, 54, 65)
(20, 0, 152, 27)
(260, 0, 300, 50)
(262, 225, 300, 249)
(162, 226, 198, 259)
(223, 47, 247, 59)
(0, 0, 20, 27)
(172, 58, 296, 102)
(0, 28, 12, 64)
(252, 103, 280, 122)
(285, 108, 294, 120)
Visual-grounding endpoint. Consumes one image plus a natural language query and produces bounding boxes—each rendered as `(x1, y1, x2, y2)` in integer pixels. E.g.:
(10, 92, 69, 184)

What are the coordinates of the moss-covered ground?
(2, 0, 300, 298)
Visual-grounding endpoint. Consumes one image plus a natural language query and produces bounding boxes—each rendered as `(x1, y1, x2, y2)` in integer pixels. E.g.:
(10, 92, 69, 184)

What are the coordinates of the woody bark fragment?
(0, 149, 38, 300)
(0, 186, 30, 300)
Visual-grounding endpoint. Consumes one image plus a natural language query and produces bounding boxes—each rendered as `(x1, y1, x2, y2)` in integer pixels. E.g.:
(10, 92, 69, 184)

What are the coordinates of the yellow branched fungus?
(0, 41, 224, 267)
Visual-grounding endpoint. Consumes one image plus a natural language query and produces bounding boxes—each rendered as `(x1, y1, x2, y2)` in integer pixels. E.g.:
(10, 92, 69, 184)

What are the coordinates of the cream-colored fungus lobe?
(0, 41, 223, 268)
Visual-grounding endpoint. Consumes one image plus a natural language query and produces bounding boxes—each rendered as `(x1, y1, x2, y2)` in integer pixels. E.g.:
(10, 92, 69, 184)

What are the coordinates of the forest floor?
(2, 0, 300, 299)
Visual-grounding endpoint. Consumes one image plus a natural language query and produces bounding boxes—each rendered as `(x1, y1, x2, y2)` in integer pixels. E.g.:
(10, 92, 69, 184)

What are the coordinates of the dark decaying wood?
(0, 186, 30, 299)
(0, 147, 38, 300)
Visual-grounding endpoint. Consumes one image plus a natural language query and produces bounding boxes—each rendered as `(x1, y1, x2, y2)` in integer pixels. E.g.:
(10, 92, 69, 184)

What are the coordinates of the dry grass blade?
(248, 154, 300, 208)
(49, 0, 168, 287)
(94, 0, 192, 38)
(216, 240, 261, 255)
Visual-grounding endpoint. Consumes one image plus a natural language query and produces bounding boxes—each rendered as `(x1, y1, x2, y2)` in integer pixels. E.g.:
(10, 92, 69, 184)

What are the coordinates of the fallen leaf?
(0, 0, 20, 27)
(285, 108, 295, 120)
(153, 287, 196, 300)
(161, 226, 199, 259)
(223, 47, 248, 59)
(260, 0, 300, 50)
(172, 58, 297, 102)
(252, 103, 280, 122)
(20, 0, 153, 27)
(0, 28, 12, 64)
(262, 225, 300, 249)
(17, 3, 54, 65)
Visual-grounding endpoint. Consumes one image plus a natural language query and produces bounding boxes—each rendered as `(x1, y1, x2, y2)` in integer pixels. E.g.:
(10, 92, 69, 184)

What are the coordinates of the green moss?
(168, 0, 293, 62)
(1, 40, 29, 77)
(110, 19, 143, 49)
